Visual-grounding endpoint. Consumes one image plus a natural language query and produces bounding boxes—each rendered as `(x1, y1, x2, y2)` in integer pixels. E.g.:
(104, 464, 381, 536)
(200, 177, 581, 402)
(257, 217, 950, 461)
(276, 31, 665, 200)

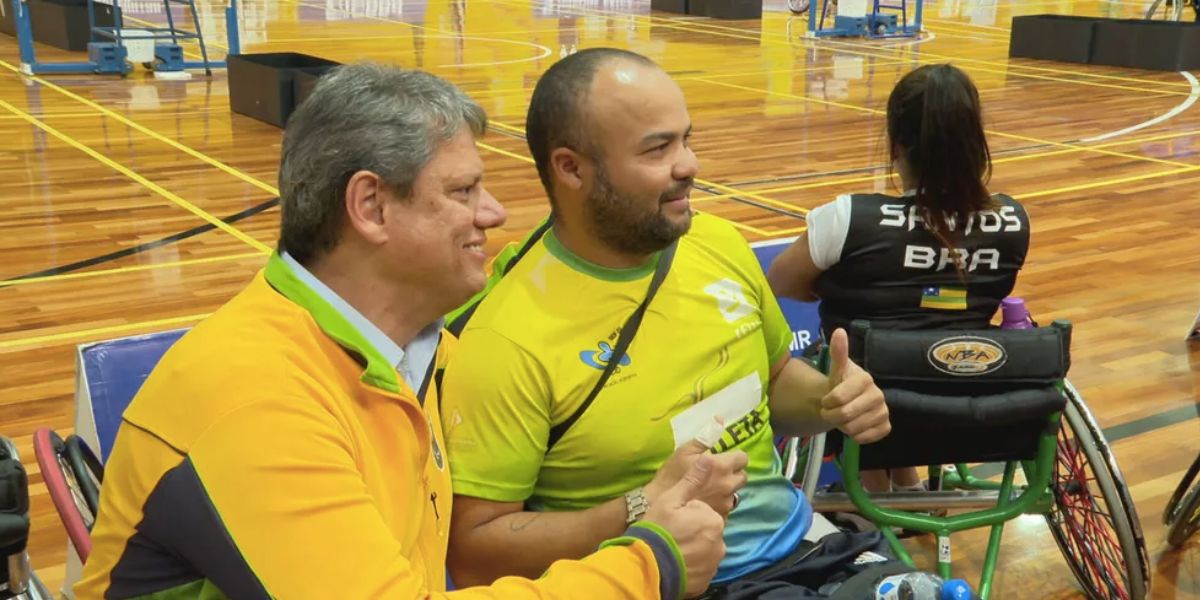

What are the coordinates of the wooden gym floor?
(0, 0, 1197, 597)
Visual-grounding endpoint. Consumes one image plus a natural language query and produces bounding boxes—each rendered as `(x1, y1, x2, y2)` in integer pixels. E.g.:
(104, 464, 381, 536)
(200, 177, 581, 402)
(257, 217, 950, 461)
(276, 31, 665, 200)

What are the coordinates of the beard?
(585, 163, 693, 256)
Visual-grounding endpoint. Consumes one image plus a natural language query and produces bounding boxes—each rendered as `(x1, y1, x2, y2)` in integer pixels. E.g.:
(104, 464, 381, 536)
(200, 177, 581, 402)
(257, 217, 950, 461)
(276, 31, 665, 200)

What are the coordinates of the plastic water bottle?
(875, 573, 977, 600)
(1000, 297, 1033, 330)
(940, 579, 976, 600)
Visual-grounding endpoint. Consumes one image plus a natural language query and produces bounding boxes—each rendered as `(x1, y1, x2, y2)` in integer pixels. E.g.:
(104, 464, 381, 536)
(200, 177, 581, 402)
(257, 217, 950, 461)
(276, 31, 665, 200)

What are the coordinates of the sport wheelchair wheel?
(788, 0, 810, 14)
(1045, 384, 1150, 600)
(1144, 0, 1187, 21)
(1163, 452, 1200, 548)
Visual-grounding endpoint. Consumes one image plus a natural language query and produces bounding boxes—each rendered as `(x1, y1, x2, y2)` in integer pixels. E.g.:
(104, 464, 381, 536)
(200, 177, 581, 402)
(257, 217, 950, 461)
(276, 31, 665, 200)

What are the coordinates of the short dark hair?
(279, 62, 487, 264)
(525, 48, 657, 204)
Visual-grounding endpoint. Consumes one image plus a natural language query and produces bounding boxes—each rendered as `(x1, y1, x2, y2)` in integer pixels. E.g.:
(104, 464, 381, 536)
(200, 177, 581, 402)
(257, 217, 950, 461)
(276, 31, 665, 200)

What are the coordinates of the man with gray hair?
(76, 62, 728, 600)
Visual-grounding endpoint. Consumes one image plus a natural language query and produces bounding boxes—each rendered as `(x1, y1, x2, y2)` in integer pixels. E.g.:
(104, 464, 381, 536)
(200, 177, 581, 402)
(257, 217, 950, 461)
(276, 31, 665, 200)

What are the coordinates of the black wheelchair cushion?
(885, 387, 1066, 427)
(830, 320, 1072, 468)
(849, 319, 1071, 387)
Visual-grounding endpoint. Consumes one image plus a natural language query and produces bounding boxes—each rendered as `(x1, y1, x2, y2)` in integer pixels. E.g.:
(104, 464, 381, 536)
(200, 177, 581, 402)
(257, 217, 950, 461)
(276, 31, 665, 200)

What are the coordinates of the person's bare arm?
(448, 438, 748, 587)
(766, 329, 890, 443)
(448, 496, 629, 586)
(766, 233, 822, 302)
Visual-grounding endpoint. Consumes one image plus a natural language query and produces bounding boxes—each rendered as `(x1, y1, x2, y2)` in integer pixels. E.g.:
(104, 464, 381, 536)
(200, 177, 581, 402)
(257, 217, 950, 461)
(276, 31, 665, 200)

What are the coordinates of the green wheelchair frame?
(791, 324, 1150, 600)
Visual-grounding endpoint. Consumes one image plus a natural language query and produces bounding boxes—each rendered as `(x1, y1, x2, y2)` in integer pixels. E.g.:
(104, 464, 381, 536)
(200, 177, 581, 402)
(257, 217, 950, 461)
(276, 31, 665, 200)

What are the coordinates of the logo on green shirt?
(579, 341, 632, 371)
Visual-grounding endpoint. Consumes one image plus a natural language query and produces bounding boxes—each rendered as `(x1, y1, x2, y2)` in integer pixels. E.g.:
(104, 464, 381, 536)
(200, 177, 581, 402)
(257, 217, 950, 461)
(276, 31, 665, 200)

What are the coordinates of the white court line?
(880, 30, 936, 47)
(432, 36, 553, 68)
(1081, 72, 1200, 143)
(924, 17, 1011, 32)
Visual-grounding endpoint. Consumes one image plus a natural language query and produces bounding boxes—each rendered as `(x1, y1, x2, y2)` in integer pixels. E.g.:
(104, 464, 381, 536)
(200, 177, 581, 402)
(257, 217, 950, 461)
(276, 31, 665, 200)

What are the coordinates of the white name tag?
(670, 372, 762, 449)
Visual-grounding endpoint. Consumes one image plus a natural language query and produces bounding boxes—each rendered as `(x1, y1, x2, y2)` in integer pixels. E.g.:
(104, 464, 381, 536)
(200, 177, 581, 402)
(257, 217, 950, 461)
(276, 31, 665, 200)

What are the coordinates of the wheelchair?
(1144, 0, 1199, 21)
(787, 320, 1150, 600)
(1164, 451, 1200, 548)
(32, 428, 101, 569)
(0, 437, 55, 600)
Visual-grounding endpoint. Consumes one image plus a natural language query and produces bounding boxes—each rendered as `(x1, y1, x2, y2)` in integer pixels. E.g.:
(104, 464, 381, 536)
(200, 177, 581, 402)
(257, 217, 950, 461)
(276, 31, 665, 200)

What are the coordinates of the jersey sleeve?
(758, 278, 793, 366)
(713, 220, 794, 366)
(806, 195, 853, 270)
(441, 327, 553, 503)
(182, 397, 683, 600)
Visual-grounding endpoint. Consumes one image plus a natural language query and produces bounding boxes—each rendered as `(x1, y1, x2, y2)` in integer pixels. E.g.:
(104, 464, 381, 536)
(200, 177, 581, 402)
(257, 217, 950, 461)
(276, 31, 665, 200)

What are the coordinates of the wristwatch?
(625, 486, 649, 524)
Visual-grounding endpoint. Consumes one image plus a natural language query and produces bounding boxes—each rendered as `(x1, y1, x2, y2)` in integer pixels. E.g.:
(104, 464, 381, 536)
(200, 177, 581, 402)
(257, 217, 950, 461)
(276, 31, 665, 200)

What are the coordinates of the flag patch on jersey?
(920, 286, 967, 310)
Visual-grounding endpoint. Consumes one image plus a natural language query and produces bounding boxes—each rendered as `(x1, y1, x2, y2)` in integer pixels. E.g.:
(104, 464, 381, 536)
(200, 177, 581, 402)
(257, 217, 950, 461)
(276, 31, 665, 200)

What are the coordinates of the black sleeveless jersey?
(814, 193, 1029, 339)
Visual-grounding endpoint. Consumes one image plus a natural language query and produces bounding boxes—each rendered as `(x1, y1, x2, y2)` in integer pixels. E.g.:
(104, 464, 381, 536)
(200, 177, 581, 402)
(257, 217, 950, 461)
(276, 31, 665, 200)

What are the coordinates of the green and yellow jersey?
(443, 213, 813, 583)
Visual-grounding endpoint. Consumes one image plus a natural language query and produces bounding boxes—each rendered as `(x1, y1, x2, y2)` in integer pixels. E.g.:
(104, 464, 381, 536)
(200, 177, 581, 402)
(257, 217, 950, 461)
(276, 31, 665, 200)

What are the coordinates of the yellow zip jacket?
(75, 253, 685, 600)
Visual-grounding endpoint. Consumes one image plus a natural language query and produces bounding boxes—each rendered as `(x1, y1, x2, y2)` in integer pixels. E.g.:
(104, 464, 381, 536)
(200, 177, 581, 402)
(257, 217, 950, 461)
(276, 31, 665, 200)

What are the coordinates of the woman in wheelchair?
(767, 63, 1030, 494)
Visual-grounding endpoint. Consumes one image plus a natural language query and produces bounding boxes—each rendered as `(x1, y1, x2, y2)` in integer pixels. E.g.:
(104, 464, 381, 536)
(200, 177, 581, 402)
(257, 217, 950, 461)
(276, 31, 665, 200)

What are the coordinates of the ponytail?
(887, 64, 994, 278)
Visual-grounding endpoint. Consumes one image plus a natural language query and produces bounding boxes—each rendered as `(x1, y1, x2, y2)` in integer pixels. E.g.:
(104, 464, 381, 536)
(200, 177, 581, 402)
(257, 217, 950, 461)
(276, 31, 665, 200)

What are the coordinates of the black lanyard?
(414, 332, 441, 407)
(545, 240, 678, 451)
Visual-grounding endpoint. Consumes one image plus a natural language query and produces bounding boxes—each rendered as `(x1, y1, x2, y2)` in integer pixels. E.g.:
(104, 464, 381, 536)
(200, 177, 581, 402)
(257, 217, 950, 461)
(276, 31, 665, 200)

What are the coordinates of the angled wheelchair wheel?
(1144, 0, 1185, 21)
(1164, 452, 1200, 547)
(33, 429, 94, 562)
(64, 435, 103, 516)
(1045, 385, 1149, 600)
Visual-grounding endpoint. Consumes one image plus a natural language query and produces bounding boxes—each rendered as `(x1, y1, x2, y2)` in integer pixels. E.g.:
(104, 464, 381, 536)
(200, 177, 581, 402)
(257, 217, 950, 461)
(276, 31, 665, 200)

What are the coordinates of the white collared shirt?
(281, 252, 441, 394)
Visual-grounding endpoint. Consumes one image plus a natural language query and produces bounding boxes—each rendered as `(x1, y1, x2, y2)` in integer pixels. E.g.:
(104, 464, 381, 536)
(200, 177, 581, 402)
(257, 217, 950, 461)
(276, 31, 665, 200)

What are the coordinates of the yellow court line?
(677, 58, 912, 81)
(0, 111, 223, 120)
(465, 60, 917, 96)
(0, 313, 210, 350)
(2, 252, 267, 288)
(1018, 165, 1200, 199)
(0, 111, 132, 120)
(770, 225, 809, 237)
(697, 179, 811, 214)
(693, 77, 1196, 169)
(987, 128, 1193, 168)
(706, 165, 1200, 232)
(702, 126, 1200, 200)
(476, 140, 536, 164)
(265, 25, 614, 43)
(0, 100, 271, 253)
(923, 20, 1012, 39)
(466, 86, 533, 98)
(695, 149, 1070, 201)
(489, 120, 525, 134)
(700, 125, 1200, 202)
(693, 172, 887, 203)
(921, 17, 1199, 88)
(463, 57, 912, 90)
(923, 17, 1013, 33)
(0, 59, 280, 198)
(920, 28, 1010, 43)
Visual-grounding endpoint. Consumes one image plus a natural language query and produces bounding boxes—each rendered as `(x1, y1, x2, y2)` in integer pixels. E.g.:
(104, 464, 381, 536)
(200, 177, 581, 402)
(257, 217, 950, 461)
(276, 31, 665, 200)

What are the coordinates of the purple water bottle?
(1000, 297, 1033, 330)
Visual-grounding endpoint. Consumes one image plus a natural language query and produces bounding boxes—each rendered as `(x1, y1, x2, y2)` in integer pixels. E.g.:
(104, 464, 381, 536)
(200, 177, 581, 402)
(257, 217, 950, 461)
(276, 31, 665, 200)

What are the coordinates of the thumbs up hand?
(642, 455, 727, 598)
(645, 419, 749, 520)
(820, 328, 891, 444)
